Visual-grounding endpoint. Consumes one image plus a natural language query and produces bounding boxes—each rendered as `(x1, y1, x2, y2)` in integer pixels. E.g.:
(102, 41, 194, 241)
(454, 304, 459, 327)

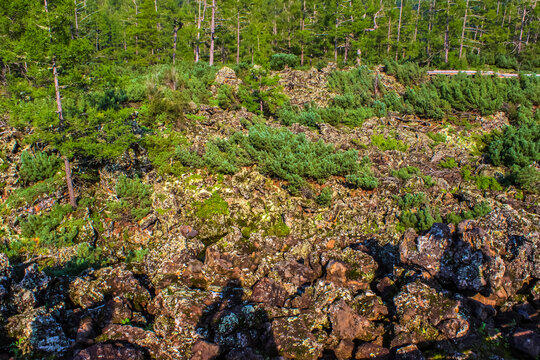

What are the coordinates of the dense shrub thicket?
(18, 151, 61, 184)
(486, 108, 540, 192)
(177, 124, 361, 193)
(270, 54, 300, 70)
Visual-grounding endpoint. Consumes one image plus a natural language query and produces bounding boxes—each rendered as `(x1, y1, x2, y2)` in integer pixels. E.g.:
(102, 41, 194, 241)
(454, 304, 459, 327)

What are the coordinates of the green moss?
(371, 133, 409, 152)
(438, 157, 458, 169)
(195, 192, 229, 219)
(266, 219, 290, 237)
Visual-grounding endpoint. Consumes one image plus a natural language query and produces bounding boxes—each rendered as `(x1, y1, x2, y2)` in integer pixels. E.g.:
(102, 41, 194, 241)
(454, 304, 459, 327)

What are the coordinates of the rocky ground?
(0, 67, 539, 360)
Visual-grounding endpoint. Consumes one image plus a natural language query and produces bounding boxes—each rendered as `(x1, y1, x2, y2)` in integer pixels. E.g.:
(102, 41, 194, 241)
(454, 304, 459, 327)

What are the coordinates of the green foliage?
(438, 157, 458, 169)
(421, 175, 436, 188)
(269, 53, 299, 70)
(392, 166, 421, 180)
(217, 84, 241, 110)
(487, 120, 540, 169)
(143, 129, 188, 176)
(427, 132, 447, 147)
(109, 175, 153, 221)
(486, 110, 539, 192)
(87, 89, 128, 110)
(178, 124, 359, 194)
(19, 204, 77, 247)
(7, 176, 63, 209)
(18, 151, 60, 184)
(512, 166, 540, 193)
(327, 66, 374, 104)
(446, 202, 492, 225)
(396, 193, 427, 210)
(371, 134, 409, 152)
(316, 187, 333, 206)
(404, 84, 450, 120)
(475, 175, 503, 191)
(346, 156, 378, 190)
(278, 102, 374, 128)
(384, 60, 426, 86)
(266, 219, 291, 237)
(399, 207, 442, 232)
(46, 243, 106, 276)
(195, 192, 229, 219)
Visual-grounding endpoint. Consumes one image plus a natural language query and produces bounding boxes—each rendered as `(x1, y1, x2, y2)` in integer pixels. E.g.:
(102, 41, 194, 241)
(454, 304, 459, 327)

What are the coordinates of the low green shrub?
(384, 60, 426, 86)
(269, 53, 299, 70)
(396, 193, 427, 210)
(427, 132, 447, 147)
(371, 134, 409, 152)
(178, 124, 359, 194)
(217, 84, 241, 110)
(399, 207, 442, 232)
(19, 204, 77, 247)
(109, 175, 153, 221)
(446, 201, 492, 224)
(346, 157, 379, 190)
(266, 219, 291, 237)
(475, 175, 503, 191)
(19, 151, 60, 184)
(392, 166, 420, 180)
(438, 157, 458, 169)
(316, 187, 333, 206)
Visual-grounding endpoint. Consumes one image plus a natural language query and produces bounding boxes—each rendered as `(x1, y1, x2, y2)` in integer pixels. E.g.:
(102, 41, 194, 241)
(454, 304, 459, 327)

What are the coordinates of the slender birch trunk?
(209, 0, 215, 65)
(459, 0, 469, 58)
(44, 0, 77, 208)
(395, 0, 404, 60)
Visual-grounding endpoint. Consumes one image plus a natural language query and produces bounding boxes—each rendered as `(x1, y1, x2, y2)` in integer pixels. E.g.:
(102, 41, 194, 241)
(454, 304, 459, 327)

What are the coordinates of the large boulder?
(69, 267, 151, 311)
(392, 280, 469, 348)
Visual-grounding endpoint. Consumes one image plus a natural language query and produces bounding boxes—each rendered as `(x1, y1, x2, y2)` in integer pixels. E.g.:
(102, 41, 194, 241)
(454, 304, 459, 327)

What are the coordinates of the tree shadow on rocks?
(194, 279, 278, 360)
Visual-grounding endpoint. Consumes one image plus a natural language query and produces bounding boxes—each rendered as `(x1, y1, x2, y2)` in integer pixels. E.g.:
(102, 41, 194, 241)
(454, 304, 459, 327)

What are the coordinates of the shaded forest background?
(1, 0, 539, 73)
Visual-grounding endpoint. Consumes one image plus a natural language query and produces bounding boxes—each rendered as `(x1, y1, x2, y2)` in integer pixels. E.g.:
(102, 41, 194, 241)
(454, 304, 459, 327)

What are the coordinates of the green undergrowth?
(195, 192, 230, 219)
(372, 133, 409, 152)
(177, 124, 361, 194)
(107, 175, 153, 221)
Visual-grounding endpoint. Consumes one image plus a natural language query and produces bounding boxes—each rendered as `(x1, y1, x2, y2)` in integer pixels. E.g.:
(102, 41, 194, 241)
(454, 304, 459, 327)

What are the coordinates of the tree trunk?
(344, 36, 349, 64)
(209, 0, 215, 65)
(444, 0, 450, 63)
(518, 6, 527, 53)
(413, 0, 421, 42)
(173, 21, 179, 65)
(195, 0, 206, 63)
(133, 0, 139, 56)
(73, 0, 79, 38)
(386, 16, 392, 55)
(44, 0, 77, 208)
(300, 0, 306, 65)
(459, 0, 469, 58)
(334, 0, 339, 63)
(154, 0, 160, 31)
(395, 0, 404, 60)
(427, 0, 435, 59)
(236, 8, 241, 64)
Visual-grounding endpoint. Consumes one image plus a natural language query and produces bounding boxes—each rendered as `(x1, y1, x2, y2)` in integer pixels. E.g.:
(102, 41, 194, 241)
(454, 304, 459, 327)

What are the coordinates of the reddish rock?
(191, 340, 220, 360)
(334, 339, 355, 360)
(355, 343, 390, 360)
(376, 277, 397, 300)
(272, 316, 323, 360)
(272, 260, 317, 287)
(395, 344, 425, 360)
(250, 278, 288, 307)
(73, 343, 146, 360)
(329, 300, 380, 341)
(75, 316, 95, 344)
(510, 328, 540, 359)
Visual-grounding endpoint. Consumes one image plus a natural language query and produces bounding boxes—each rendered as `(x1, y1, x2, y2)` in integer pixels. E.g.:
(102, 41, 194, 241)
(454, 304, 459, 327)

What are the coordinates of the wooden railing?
(426, 70, 540, 78)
